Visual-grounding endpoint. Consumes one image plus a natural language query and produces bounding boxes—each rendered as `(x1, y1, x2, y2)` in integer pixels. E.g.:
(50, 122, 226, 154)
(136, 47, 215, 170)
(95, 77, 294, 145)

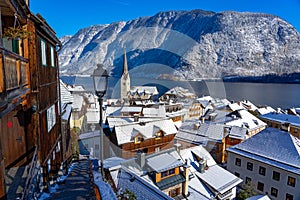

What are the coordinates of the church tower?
(120, 49, 130, 100)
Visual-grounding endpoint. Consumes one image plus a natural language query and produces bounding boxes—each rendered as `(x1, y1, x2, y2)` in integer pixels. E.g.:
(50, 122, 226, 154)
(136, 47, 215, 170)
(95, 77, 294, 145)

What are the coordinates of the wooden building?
(0, 0, 72, 199)
(107, 117, 178, 159)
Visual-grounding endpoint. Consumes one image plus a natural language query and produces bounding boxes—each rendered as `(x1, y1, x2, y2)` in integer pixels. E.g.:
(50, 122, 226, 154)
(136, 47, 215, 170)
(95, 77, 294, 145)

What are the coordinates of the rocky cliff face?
(59, 10, 300, 79)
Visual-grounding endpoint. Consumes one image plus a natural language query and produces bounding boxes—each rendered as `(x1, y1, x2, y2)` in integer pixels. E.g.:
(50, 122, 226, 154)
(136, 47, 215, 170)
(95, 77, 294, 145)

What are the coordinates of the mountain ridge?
(58, 9, 300, 79)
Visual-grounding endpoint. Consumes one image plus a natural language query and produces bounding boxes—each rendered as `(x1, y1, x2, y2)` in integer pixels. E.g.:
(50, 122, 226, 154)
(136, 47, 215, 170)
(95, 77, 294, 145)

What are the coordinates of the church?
(120, 50, 158, 105)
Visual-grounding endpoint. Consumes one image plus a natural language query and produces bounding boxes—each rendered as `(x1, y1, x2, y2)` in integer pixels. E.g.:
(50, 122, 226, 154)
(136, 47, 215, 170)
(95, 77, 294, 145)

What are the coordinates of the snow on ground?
(93, 170, 117, 200)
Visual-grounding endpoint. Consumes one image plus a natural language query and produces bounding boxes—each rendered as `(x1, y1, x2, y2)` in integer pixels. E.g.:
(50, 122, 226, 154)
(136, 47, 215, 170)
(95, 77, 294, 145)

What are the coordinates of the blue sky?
(30, 0, 300, 38)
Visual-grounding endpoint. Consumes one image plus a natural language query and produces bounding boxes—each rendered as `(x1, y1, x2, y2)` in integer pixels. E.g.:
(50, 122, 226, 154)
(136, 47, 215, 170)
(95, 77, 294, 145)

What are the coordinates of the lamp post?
(92, 64, 108, 180)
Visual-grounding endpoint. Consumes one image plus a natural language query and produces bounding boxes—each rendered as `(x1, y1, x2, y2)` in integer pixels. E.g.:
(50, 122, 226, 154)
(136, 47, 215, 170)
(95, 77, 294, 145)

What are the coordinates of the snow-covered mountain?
(59, 10, 300, 79)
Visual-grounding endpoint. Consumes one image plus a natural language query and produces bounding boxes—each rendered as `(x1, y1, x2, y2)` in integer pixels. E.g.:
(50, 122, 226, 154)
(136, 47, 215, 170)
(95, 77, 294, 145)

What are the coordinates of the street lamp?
(92, 64, 108, 180)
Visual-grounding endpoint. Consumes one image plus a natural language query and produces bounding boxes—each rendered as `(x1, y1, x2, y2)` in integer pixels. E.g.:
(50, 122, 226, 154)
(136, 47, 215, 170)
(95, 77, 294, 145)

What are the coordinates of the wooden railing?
(21, 147, 40, 200)
(0, 47, 29, 93)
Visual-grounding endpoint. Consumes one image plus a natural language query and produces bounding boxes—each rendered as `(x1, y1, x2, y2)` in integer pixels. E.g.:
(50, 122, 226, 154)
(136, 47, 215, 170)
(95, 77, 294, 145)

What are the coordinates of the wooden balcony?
(0, 47, 29, 109)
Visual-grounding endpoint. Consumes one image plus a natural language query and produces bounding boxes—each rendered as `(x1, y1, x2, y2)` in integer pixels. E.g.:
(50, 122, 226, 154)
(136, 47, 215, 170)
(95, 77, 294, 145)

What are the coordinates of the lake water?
(67, 76, 300, 109)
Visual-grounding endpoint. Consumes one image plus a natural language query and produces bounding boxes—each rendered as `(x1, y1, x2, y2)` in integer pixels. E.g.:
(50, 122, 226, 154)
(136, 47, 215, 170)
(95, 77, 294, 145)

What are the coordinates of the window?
(273, 171, 280, 181)
(257, 182, 264, 191)
(286, 193, 294, 200)
(234, 172, 240, 177)
(247, 162, 253, 171)
(245, 177, 251, 184)
(41, 39, 47, 66)
(47, 104, 56, 132)
(235, 158, 241, 166)
(155, 131, 163, 140)
(287, 176, 296, 187)
(271, 187, 278, 197)
(169, 188, 180, 197)
(259, 166, 266, 176)
(95, 144, 99, 150)
(161, 169, 176, 178)
(134, 136, 142, 144)
(50, 46, 55, 67)
(294, 128, 298, 133)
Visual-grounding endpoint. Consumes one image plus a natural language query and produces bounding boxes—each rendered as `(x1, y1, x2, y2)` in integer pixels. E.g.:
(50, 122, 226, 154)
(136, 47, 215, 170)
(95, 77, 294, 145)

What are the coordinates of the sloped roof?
(228, 126, 247, 140)
(180, 146, 242, 196)
(130, 86, 158, 95)
(260, 112, 300, 127)
(226, 109, 266, 131)
(114, 119, 177, 145)
(60, 80, 74, 104)
(228, 128, 300, 175)
(178, 122, 226, 142)
(147, 153, 184, 173)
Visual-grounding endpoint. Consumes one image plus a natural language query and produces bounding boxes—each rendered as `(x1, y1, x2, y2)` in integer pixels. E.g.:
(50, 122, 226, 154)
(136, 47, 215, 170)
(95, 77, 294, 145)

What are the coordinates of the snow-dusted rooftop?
(260, 112, 300, 127)
(228, 128, 300, 175)
(114, 119, 177, 145)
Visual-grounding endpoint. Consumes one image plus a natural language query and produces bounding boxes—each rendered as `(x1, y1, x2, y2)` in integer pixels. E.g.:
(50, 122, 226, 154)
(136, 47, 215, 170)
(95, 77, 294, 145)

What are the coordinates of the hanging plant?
(3, 27, 32, 40)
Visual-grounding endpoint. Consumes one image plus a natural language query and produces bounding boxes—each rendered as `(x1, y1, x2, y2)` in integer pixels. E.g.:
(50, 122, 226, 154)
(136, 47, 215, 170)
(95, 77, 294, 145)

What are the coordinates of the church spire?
(123, 48, 128, 75)
(120, 48, 130, 101)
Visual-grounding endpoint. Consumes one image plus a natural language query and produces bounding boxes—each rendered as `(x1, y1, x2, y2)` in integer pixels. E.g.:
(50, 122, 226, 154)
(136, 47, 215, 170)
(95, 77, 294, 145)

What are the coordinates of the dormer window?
(135, 136, 143, 144)
(155, 131, 163, 139)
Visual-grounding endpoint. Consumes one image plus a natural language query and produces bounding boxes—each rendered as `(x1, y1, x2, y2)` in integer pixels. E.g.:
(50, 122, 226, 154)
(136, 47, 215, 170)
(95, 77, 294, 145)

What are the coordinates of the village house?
(107, 116, 178, 158)
(107, 148, 190, 199)
(105, 146, 241, 199)
(260, 112, 300, 138)
(227, 128, 300, 200)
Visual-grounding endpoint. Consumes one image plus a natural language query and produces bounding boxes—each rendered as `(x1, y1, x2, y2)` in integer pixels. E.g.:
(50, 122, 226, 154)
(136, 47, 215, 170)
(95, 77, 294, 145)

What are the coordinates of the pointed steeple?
(123, 48, 128, 75)
(120, 47, 131, 100)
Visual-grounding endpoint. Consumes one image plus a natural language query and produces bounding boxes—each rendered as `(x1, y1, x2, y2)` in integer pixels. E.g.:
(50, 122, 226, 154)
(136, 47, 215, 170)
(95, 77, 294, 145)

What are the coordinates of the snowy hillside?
(59, 10, 300, 79)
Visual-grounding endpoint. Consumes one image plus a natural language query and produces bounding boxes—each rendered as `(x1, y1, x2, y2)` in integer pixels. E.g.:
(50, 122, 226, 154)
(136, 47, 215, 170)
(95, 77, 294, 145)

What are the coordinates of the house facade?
(227, 128, 300, 200)
(0, 1, 72, 198)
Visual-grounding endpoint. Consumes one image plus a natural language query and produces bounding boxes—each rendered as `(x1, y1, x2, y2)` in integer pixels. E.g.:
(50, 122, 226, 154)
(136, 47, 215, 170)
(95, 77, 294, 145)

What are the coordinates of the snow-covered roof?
(228, 103, 245, 111)
(180, 146, 242, 197)
(179, 122, 226, 142)
(195, 165, 242, 194)
(260, 112, 300, 127)
(147, 152, 184, 173)
(68, 85, 86, 92)
(228, 126, 247, 140)
(225, 109, 266, 131)
(238, 100, 259, 111)
(142, 105, 166, 118)
(130, 86, 158, 95)
(227, 128, 300, 175)
(121, 106, 142, 113)
(256, 106, 276, 115)
(114, 119, 177, 145)
(78, 130, 100, 140)
(60, 80, 74, 104)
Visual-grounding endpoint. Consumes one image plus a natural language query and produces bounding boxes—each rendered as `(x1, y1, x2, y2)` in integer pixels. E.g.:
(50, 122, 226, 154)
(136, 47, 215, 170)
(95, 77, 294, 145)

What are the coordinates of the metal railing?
(21, 147, 40, 200)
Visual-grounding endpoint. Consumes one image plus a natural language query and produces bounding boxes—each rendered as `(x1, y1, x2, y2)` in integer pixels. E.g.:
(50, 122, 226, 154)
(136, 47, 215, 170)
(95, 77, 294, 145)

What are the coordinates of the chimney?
(201, 116, 205, 124)
(174, 143, 182, 153)
(137, 152, 146, 168)
(194, 123, 200, 130)
(134, 114, 139, 122)
(198, 159, 207, 173)
(183, 159, 190, 197)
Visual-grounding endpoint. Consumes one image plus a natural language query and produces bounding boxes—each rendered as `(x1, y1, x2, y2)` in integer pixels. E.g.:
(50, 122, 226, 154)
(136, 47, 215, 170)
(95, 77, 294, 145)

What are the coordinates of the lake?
(65, 76, 300, 109)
